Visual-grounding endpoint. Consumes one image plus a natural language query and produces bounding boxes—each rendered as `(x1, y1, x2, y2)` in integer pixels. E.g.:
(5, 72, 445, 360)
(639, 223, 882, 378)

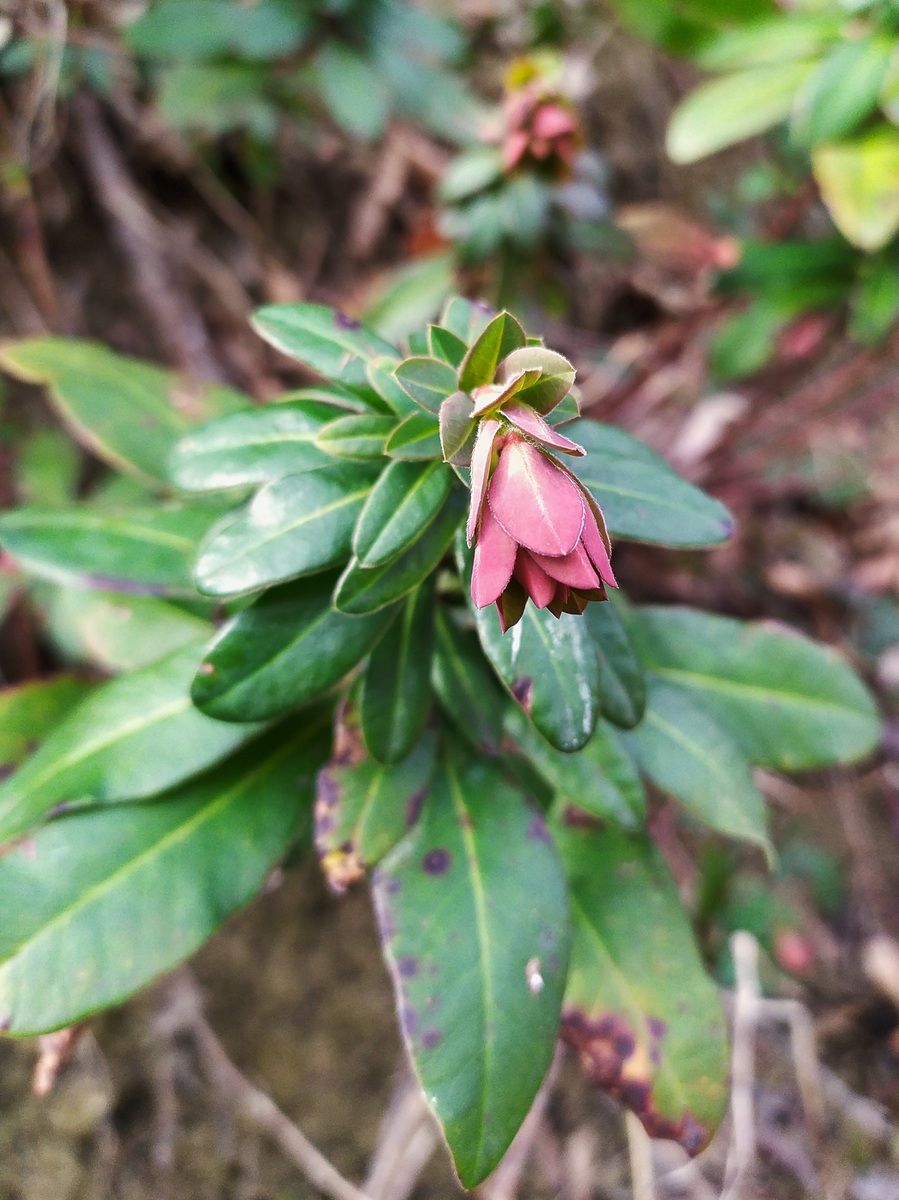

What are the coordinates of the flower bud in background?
(500, 56, 583, 180)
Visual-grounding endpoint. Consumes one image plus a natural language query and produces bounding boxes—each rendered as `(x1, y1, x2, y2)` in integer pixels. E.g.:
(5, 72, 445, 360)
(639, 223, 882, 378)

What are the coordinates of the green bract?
(0, 300, 882, 1185)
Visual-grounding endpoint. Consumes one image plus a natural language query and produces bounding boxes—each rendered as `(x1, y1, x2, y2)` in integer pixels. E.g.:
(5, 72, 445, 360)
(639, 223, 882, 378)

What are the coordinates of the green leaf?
(315, 708, 436, 888)
(360, 581, 435, 763)
(667, 62, 815, 164)
(394, 356, 458, 414)
(37, 587, 211, 673)
(791, 37, 891, 147)
(313, 43, 391, 140)
(621, 677, 771, 856)
(194, 463, 377, 596)
(554, 818, 728, 1152)
(0, 720, 329, 1035)
(439, 144, 505, 203)
(0, 338, 247, 485)
(583, 602, 646, 729)
(384, 411, 442, 460)
(565, 420, 734, 547)
(438, 391, 476, 464)
(699, 14, 841, 71)
(192, 572, 396, 721)
(461, 541, 601, 752)
(439, 296, 494, 346)
(458, 311, 527, 392)
(353, 460, 453, 568)
(0, 677, 95, 774)
(334, 488, 466, 615)
(0, 642, 264, 847)
(431, 606, 507, 754)
(428, 324, 467, 367)
(251, 303, 399, 397)
(496, 347, 576, 416)
(849, 258, 899, 345)
(373, 753, 571, 1187)
(367, 357, 420, 418)
(0, 500, 229, 597)
(168, 399, 339, 491)
(361, 254, 456, 346)
(630, 606, 881, 770)
(813, 128, 899, 251)
(505, 704, 645, 828)
(16, 428, 81, 506)
(315, 414, 397, 459)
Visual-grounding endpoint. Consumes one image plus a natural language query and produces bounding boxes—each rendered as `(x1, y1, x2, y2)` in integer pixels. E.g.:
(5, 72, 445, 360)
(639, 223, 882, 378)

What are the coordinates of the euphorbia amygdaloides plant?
(0, 299, 881, 1186)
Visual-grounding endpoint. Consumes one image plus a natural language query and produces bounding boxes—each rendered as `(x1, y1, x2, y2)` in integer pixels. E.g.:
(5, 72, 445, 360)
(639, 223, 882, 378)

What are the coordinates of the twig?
(363, 1068, 435, 1200)
(625, 1110, 656, 1200)
(720, 932, 760, 1200)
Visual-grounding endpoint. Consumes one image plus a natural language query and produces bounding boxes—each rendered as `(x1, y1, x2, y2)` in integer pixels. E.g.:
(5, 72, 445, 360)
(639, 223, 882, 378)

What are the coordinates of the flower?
(466, 404, 617, 633)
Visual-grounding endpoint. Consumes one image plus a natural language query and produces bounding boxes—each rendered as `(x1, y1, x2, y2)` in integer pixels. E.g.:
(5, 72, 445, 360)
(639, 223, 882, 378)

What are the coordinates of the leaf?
(461, 540, 601, 752)
(334, 488, 466, 615)
(439, 391, 476, 464)
(313, 42, 391, 140)
(504, 705, 645, 828)
(790, 37, 891, 147)
(564, 420, 734, 547)
(554, 818, 728, 1153)
(315, 711, 436, 889)
(167, 399, 340, 491)
(0, 720, 329, 1035)
(431, 606, 507, 754)
(384, 411, 442, 460)
(394, 356, 459, 413)
(16, 427, 81, 506)
(813, 128, 899, 251)
(251, 303, 399, 398)
(360, 582, 435, 763)
(0, 642, 264, 847)
(428, 324, 467, 367)
(194, 463, 377, 596)
(0, 500, 229, 597)
(849, 258, 899, 345)
(0, 677, 95, 775)
(629, 606, 880, 770)
(496, 347, 576, 415)
(372, 752, 571, 1187)
(0, 338, 247, 484)
(439, 296, 495, 346)
(699, 14, 841, 71)
(367, 356, 420, 418)
(583, 602, 646, 729)
(192, 572, 396, 721)
(37, 587, 211, 673)
(621, 677, 771, 857)
(458, 311, 527, 392)
(353, 461, 453, 568)
(667, 62, 815, 164)
(361, 253, 456, 346)
(315, 414, 397, 459)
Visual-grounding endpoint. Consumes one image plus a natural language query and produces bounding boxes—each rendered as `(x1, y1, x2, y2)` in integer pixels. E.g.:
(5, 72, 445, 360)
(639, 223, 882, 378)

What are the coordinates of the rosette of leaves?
(0, 300, 881, 1186)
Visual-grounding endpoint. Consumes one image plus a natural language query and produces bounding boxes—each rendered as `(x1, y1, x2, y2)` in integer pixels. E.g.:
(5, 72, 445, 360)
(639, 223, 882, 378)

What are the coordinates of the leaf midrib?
(647, 664, 868, 720)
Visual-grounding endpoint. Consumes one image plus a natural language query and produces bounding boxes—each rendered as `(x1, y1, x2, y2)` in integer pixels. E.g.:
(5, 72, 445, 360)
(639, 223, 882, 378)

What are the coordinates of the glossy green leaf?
(438, 391, 476, 464)
(565, 420, 734, 547)
(251, 303, 399, 397)
(0, 338, 247, 484)
(791, 37, 891, 147)
(496, 347, 576, 416)
(458, 311, 527, 392)
(373, 753, 571, 1187)
(384, 411, 442, 460)
(439, 296, 494, 346)
(462, 540, 601, 752)
(354, 461, 453, 568)
(361, 253, 455, 346)
(630, 606, 880, 770)
(0, 677, 95, 775)
(194, 463, 377, 596)
(0, 642, 264, 846)
(667, 62, 815, 163)
(315, 414, 397, 459)
(394, 356, 458, 414)
(16, 428, 80, 506)
(167, 399, 339, 491)
(192, 572, 396, 721)
(431, 606, 507, 753)
(367, 356, 420, 418)
(504, 705, 645, 829)
(583, 602, 647, 729)
(0, 500, 229, 596)
(334, 488, 466, 615)
(554, 818, 728, 1152)
(37, 587, 211, 673)
(813, 128, 899, 251)
(315, 710, 436, 888)
(428, 324, 467, 367)
(622, 677, 771, 856)
(360, 582, 435, 763)
(0, 720, 329, 1035)
(699, 15, 840, 71)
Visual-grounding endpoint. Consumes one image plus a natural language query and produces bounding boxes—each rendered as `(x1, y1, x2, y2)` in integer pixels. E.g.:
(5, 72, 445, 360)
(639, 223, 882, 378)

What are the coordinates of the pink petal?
(513, 550, 556, 609)
(531, 540, 600, 589)
(533, 104, 577, 140)
(502, 402, 585, 456)
(503, 131, 529, 171)
(471, 504, 518, 608)
(466, 418, 502, 546)
(487, 437, 584, 556)
(579, 501, 618, 587)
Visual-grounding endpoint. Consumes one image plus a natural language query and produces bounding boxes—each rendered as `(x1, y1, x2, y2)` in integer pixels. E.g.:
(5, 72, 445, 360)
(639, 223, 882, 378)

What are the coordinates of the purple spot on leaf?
(422, 848, 451, 875)
(335, 312, 362, 330)
(398, 957, 418, 979)
(421, 1028, 441, 1049)
(526, 813, 551, 843)
(406, 788, 426, 829)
